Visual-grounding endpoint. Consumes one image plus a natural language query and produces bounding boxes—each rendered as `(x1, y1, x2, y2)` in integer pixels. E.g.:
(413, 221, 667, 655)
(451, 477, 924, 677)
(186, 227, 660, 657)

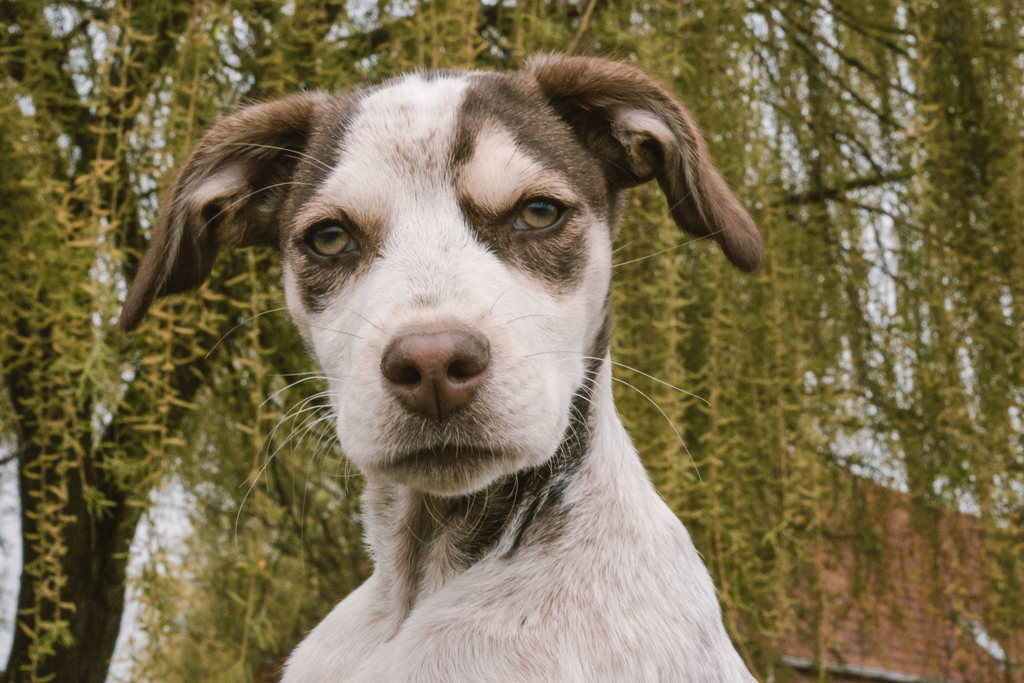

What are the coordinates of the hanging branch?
(776, 171, 914, 207)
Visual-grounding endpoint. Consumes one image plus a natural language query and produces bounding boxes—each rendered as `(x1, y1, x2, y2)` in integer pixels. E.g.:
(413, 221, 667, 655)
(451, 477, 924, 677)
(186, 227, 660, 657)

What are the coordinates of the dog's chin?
(366, 445, 528, 497)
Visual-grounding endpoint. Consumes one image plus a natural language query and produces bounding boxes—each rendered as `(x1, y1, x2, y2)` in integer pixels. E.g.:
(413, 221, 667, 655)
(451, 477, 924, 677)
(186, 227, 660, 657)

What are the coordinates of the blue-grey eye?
(310, 224, 357, 256)
(515, 200, 561, 230)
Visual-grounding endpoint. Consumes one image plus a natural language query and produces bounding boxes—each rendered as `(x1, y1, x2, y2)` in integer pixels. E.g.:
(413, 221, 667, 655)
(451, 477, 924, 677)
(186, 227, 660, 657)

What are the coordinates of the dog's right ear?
(524, 55, 763, 272)
(121, 92, 330, 332)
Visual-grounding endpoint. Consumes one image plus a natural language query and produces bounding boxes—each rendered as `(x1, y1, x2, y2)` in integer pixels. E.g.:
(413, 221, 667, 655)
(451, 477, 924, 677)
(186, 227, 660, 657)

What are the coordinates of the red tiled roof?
(779, 481, 1022, 683)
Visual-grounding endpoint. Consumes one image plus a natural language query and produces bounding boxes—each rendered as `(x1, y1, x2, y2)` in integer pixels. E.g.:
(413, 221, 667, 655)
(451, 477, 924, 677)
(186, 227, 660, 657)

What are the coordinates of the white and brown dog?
(122, 55, 763, 683)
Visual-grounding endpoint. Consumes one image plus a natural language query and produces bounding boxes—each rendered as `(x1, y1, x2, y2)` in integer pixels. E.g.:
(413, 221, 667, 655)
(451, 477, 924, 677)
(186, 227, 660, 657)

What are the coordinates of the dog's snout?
(381, 328, 490, 421)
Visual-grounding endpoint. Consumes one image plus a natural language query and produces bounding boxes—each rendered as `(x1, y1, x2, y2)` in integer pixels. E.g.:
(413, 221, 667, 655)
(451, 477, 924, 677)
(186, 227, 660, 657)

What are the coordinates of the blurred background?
(1, 0, 1022, 681)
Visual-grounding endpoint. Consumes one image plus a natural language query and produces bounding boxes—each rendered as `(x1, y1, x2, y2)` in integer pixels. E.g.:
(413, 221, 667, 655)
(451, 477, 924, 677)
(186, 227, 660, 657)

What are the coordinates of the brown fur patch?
(122, 91, 344, 331)
(523, 54, 764, 273)
(285, 202, 383, 314)
(451, 74, 615, 289)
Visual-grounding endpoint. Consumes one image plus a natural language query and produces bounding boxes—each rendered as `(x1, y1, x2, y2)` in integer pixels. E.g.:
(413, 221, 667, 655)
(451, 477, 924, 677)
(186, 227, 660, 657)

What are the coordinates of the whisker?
(260, 375, 334, 409)
(501, 313, 556, 326)
(522, 351, 710, 406)
(225, 142, 335, 173)
(612, 232, 722, 269)
(346, 307, 384, 332)
(206, 307, 289, 359)
(305, 323, 364, 339)
(309, 416, 343, 472)
(202, 180, 314, 230)
(665, 186, 696, 216)
(611, 376, 702, 483)
(600, 358, 708, 406)
(611, 236, 639, 254)
(234, 395, 338, 543)
(488, 286, 516, 316)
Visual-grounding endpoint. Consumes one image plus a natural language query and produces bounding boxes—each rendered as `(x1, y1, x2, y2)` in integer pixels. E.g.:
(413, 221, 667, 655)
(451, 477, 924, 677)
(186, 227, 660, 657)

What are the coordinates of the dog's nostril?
(447, 359, 474, 381)
(395, 365, 421, 385)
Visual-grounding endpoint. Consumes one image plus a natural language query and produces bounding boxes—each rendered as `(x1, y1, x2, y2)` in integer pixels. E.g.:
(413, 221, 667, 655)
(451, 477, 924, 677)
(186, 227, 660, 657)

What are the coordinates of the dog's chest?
(286, 562, 588, 683)
(282, 467, 757, 683)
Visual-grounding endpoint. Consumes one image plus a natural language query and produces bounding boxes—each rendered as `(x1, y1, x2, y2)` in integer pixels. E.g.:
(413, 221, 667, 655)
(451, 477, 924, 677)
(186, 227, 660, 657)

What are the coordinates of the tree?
(0, 0, 1021, 681)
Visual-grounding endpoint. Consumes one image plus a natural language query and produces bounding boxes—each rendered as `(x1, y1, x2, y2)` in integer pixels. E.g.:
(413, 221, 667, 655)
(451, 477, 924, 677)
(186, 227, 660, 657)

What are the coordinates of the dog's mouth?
(370, 443, 515, 495)
(390, 445, 501, 471)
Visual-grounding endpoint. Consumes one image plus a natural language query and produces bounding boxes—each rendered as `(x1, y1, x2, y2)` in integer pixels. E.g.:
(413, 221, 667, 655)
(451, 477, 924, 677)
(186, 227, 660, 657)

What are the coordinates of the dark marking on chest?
(435, 356, 602, 567)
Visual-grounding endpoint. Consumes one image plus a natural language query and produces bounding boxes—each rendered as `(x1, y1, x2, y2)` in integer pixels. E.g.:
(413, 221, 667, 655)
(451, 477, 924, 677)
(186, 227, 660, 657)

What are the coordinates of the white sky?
(0, 454, 20, 667)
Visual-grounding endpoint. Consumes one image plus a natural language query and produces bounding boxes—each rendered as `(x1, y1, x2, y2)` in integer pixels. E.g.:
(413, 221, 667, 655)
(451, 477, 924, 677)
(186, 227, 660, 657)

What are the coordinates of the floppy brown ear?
(525, 54, 763, 272)
(121, 91, 330, 332)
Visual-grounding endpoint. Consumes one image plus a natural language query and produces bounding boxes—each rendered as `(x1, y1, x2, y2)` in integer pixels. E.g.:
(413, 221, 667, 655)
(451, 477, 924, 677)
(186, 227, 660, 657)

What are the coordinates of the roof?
(778, 481, 1022, 683)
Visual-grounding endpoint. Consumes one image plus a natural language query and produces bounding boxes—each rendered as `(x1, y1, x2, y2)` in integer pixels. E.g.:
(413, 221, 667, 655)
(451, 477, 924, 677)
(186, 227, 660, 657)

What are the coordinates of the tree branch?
(567, 0, 599, 54)
(776, 171, 914, 206)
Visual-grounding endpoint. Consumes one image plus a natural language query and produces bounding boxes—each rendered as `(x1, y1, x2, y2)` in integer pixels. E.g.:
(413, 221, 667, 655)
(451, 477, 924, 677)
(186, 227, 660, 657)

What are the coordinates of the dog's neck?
(360, 354, 618, 623)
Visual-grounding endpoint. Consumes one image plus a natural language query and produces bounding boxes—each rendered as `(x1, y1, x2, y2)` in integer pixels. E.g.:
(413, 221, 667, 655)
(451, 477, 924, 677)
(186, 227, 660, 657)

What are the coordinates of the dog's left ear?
(121, 91, 330, 332)
(525, 54, 763, 272)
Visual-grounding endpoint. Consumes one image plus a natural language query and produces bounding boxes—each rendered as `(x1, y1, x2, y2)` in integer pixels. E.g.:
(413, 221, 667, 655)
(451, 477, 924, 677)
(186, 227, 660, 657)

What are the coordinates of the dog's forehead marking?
(355, 74, 465, 170)
(456, 121, 577, 213)
(458, 123, 530, 212)
(314, 74, 470, 227)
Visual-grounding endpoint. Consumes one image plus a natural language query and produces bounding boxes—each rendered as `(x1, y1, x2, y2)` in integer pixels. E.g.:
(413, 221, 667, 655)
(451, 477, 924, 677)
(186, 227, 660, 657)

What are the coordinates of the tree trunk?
(3, 451, 139, 683)
(1, 350, 208, 683)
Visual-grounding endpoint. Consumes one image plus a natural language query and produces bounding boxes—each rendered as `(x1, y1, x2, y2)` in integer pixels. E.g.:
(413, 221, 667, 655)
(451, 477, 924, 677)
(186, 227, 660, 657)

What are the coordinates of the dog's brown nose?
(380, 328, 490, 421)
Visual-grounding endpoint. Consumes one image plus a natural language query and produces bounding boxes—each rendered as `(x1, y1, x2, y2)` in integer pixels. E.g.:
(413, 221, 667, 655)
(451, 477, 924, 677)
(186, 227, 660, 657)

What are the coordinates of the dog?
(122, 54, 763, 683)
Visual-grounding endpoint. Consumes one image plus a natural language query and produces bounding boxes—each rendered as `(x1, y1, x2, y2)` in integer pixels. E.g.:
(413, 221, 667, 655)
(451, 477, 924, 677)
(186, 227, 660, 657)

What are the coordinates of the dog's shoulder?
(281, 574, 390, 683)
(286, 485, 753, 683)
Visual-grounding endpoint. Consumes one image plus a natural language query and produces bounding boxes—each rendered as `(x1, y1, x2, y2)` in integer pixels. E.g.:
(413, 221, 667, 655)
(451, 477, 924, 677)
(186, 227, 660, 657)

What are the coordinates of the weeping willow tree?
(0, 0, 1022, 682)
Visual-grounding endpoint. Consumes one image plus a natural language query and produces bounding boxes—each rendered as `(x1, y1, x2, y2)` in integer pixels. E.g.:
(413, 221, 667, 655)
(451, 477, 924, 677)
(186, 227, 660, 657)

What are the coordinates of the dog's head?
(122, 55, 762, 497)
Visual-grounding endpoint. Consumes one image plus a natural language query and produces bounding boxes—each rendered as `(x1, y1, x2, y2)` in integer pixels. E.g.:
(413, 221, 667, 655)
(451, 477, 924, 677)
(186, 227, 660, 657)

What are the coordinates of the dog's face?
(122, 56, 762, 497)
(281, 74, 616, 495)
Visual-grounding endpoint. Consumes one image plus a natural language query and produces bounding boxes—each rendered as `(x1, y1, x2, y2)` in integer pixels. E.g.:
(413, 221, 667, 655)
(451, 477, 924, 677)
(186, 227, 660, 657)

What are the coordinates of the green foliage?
(1, 0, 1022, 681)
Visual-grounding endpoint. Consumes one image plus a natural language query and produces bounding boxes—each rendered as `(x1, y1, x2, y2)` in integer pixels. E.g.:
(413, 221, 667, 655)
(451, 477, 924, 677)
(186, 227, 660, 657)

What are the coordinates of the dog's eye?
(515, 201, 562, 230)
(309, 224, 358, 257)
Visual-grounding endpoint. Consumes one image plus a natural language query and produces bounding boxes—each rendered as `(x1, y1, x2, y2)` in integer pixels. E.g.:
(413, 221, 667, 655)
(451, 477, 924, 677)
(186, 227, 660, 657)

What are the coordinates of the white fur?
(277, 75, 755, 683)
